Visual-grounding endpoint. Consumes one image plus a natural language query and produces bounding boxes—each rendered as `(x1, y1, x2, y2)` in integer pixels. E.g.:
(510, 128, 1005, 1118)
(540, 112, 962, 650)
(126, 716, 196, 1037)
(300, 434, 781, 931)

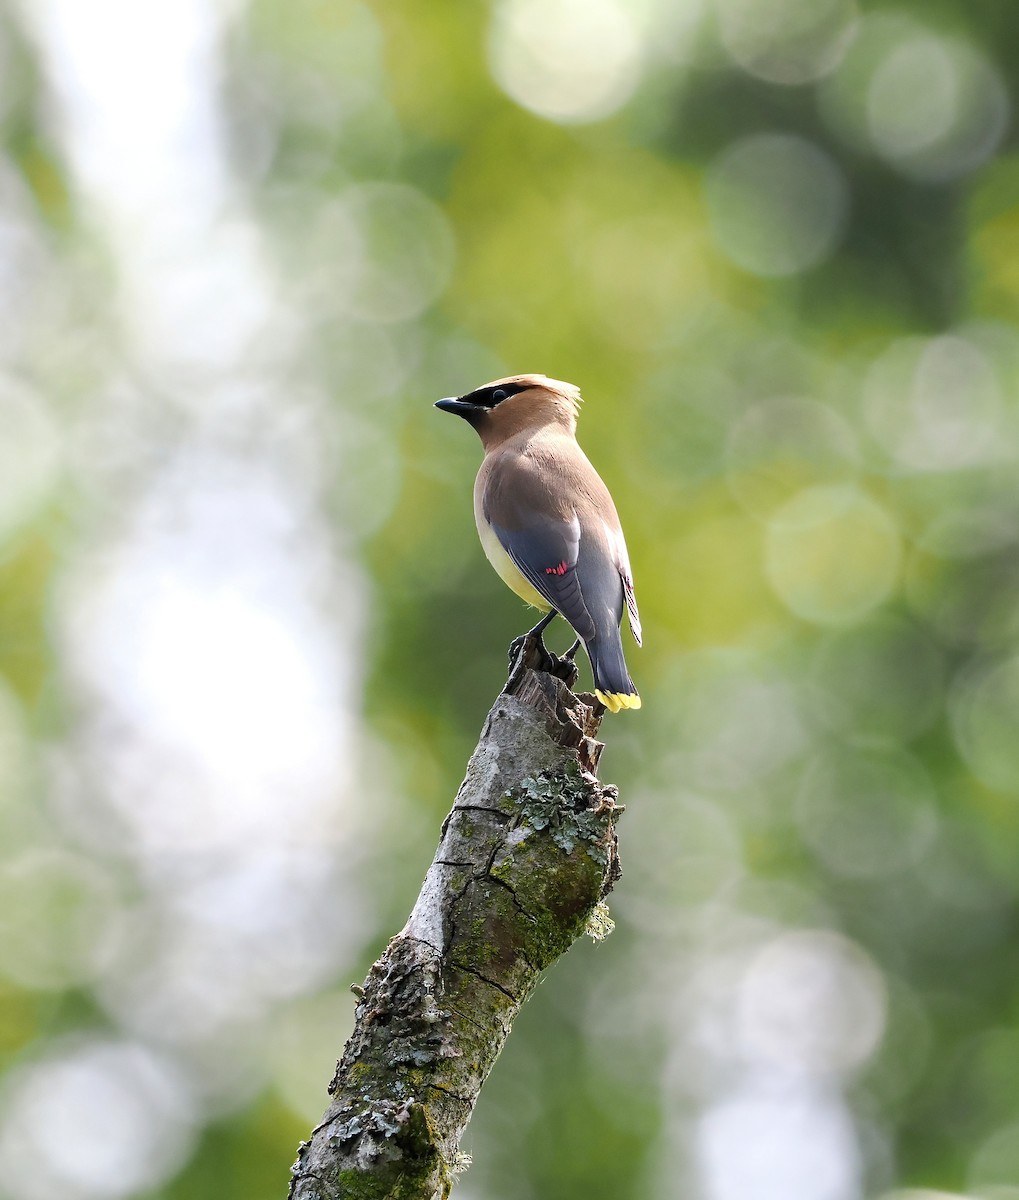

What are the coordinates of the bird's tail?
(587, 633, 641, 713)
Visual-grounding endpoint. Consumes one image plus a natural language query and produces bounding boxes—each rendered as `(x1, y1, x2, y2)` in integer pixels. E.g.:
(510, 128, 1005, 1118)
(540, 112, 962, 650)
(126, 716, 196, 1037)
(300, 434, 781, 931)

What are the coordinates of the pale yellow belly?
(477, 520, 551, 611)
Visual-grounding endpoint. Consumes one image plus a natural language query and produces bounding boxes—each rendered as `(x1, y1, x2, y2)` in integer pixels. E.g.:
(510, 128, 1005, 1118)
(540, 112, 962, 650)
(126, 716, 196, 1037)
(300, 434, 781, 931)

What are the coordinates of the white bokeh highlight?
(17, 0, 374, 1170)
(0, 1039, 196, 1200)
(663, 922, 887, 1200)
(736, 931, 886, 1075)
(488, 0, 643, 124)
(697, 1082, 861, 1200)
(58, 456, 355, 854)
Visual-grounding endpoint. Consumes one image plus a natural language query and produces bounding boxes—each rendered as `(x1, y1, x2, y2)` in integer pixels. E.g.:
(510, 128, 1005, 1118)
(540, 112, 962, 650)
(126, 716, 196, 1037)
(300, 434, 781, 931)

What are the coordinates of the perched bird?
(435, 374, 641, 712)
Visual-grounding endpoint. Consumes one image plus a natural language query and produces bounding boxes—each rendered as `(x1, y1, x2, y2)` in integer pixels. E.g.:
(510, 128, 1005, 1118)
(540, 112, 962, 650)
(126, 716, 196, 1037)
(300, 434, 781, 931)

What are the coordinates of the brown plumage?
(435, 373, 641, 712)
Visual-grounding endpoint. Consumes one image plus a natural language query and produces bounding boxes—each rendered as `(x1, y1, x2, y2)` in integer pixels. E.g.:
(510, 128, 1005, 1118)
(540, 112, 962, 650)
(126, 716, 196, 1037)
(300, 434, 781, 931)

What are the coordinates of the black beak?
(434, 397, 478, 419)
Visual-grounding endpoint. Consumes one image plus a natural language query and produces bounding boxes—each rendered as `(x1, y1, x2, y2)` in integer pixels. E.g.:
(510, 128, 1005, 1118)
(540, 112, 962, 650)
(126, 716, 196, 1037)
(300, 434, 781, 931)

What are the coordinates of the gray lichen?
(513, 765, 615, 863)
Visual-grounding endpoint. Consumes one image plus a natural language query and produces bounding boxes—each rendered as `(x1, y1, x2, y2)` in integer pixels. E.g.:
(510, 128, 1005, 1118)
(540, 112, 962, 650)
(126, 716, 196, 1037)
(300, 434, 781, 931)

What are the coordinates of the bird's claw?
(549, 649, 580, 689)
(507, 633, 580, 689)
(507, 633, 528, 671)
(507, 632, 553, 673)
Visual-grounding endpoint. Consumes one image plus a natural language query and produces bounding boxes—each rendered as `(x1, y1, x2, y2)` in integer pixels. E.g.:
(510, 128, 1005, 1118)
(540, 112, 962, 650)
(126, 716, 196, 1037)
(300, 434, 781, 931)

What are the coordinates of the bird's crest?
(506, 374, 583, 419)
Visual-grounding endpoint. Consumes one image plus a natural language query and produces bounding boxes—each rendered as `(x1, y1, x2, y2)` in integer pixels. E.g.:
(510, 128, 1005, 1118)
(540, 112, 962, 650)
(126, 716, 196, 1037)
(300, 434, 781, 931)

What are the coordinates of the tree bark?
(287, 646, 624, 1200)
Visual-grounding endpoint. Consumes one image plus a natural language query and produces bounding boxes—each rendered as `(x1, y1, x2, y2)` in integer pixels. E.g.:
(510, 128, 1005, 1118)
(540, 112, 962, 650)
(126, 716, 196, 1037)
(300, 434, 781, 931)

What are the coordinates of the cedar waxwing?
(435, 374, 641, 713)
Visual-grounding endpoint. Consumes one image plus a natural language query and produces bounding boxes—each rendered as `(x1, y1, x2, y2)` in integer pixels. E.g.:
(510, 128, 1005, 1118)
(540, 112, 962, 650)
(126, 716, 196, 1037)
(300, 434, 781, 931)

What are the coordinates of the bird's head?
(435, 374, 582, 447)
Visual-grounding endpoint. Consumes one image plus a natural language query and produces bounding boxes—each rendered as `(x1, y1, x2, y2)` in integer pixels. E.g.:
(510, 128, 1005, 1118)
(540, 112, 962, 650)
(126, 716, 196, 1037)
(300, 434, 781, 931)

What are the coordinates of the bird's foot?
(549, 647, 580, 689)
(507, 631, 552, 673)
(507, 632, 580, 689)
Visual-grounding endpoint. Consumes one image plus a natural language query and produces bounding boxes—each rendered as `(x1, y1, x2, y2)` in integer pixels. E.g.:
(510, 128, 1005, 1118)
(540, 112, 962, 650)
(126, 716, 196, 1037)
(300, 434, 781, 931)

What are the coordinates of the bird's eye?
(490, 388, 508, 404)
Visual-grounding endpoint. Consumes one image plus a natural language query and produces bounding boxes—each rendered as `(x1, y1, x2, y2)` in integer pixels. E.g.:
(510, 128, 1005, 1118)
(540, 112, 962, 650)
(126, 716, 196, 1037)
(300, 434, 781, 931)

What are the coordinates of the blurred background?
(0, 1, 1018, 1198)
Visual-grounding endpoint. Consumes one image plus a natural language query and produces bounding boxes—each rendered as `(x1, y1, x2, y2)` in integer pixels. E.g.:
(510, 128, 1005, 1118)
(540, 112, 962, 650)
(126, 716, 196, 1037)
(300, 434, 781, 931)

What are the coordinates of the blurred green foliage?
(2, 1, 1019, 1198)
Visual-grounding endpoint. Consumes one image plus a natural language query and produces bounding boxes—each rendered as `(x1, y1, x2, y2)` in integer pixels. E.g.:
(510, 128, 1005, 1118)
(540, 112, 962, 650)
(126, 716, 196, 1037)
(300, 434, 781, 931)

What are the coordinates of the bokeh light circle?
(796, 749, 938, 879)
(819, 15, 1008, 181)
(863, 335, 1004, 472)
(488, 0, 641, 125)
(328, 182, 455, 322)
(717, 0, 858, 85)
(737, 929, 887, 1072)
(968, 1121, 1019, 1194)
(663, 651, 806, 793)
(765, 485, 901, 624)
(0, 1039, 195, 1200)
(0, 849, 122, 990)
(866, 34, 1008, 182)
(950, 657, 1019, 795)
(706, 133, 849, 277)
(696, 1085, 860, 1200)
(876, 1192, 984, 1200)
(726, 396, 860, 520)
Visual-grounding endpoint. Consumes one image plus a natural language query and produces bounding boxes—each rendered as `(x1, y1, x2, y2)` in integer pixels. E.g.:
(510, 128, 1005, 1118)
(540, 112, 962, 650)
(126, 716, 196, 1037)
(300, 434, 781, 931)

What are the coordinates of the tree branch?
(288, 646, 624, 1200)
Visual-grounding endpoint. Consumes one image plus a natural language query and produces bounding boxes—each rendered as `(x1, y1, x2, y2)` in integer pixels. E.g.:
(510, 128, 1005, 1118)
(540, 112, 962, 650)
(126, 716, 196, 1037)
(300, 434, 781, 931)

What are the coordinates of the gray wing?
(482, 441, 631, 646)
(489, 508, 599, 644)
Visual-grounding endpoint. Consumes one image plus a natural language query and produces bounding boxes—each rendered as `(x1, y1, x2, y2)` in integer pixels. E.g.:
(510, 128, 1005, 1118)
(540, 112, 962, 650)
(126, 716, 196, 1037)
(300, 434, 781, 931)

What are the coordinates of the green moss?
(488, 855, 515, 883)
(454, 813, 476, 840)
(453, 890, 521, 977)
(521, 906, 579, 970)
(346, 1062, 372, 1090)
(444, 866, 471, 896)
(399, 1066, 430, 1095)
(333, 1169, 391, 1200)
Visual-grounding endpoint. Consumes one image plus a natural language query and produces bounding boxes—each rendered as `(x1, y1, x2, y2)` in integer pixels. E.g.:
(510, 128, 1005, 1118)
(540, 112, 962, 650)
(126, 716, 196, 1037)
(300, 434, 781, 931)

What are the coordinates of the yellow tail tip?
(595, 689, 642, 713)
